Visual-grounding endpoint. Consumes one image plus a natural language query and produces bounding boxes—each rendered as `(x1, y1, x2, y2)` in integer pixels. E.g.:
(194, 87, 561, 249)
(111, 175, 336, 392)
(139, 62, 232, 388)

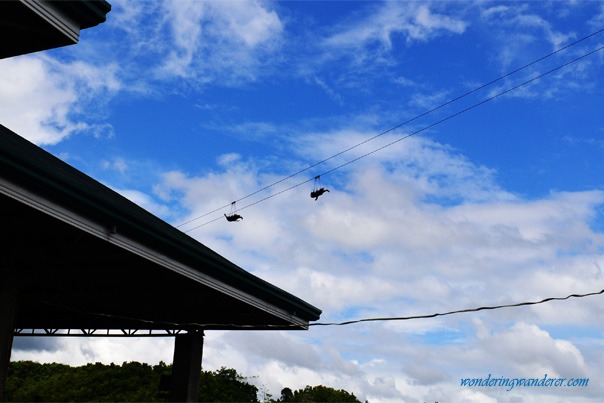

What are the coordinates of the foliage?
(4, 361, 360, 402)
(4, 361, 166, 402)
(4, 361, 257, 402)
(276, 385, 362, 402)
(200, 367, 258, 402)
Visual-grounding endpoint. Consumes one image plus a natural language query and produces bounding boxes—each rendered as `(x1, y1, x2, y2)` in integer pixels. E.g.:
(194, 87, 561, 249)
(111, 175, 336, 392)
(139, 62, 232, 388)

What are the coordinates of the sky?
(3, 0, 604, 401)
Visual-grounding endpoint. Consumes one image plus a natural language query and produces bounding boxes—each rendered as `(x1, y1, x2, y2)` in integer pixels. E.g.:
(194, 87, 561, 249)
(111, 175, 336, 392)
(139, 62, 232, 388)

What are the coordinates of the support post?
(0, 270, 20, 402)
(169, 330, 204, 402)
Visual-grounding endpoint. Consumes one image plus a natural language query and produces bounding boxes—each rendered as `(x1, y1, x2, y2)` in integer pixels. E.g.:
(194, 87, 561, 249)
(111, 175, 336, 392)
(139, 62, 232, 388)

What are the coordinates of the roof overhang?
(0, 125, 321, 332)
(0, 0, 111, 59)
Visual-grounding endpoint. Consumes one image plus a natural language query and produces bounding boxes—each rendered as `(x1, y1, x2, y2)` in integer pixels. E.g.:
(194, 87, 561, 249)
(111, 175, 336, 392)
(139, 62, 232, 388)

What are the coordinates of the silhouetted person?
(224, 213, 243, 222)
(310, 187, 329, 201)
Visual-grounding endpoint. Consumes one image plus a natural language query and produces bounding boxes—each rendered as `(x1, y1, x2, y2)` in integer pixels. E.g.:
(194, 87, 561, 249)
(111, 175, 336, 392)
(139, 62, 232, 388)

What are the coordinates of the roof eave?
(0, 125, 322, 324)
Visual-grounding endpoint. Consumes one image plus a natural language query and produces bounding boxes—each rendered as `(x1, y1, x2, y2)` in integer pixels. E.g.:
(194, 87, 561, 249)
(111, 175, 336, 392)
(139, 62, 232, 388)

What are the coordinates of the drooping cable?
(33, 288, 604, 331)
(311, 288, 604, 327)
(176, 27, 604, 230)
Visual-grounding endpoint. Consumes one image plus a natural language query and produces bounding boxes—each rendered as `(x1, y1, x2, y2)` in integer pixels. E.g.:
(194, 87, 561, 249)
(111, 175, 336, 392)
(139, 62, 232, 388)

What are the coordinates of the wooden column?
(0, 270, 20, 402)
(169, 331, 204, 402)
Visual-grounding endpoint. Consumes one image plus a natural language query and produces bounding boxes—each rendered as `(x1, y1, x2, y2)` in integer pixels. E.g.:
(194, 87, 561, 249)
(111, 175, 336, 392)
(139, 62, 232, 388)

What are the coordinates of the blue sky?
(3, 1, 604, 402)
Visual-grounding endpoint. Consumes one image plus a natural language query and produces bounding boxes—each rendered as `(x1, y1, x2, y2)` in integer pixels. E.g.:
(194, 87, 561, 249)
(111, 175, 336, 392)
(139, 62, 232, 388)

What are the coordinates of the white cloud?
(479, 322, 588, 377)
(106, 0, 156, 37)
(0, 56, 80, 144)
(325, 2, 466, 50)
(156, 131, 604, 338)
(55, 0, 286, 93)
(589, 3, 604, 28)
(102, 158, 129, 174)
(112, 188, 172, 219)
(217, 153, 242, 167)
(313, 77, 344, 105)
(0, 55, 119, 145)
(216, 0, 283, 47)
(156, 0, 283, 83)
(6, 3, 604, 401)
(19, 128, 595, 401)
(158, 0, 205, 78)
(473, 3, 604, 104)
(12, 337, 174, 367)
(480, 3, 579, 66)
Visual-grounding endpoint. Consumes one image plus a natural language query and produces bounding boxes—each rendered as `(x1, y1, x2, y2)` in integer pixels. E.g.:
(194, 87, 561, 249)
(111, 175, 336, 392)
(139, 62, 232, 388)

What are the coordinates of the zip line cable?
(185, 176, 317, 229)
(183, 42, 604, 232)
(177, 28, 604, 230)
(177, 28, 604, 229)
(310, 43, 604, 179)
(34, 288, 604, 330)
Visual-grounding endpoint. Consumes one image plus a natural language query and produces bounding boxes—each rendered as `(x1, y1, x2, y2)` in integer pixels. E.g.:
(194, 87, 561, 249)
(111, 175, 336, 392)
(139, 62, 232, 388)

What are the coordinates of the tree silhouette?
(4, 361, 361, 402)
(275, 385, 361, 402)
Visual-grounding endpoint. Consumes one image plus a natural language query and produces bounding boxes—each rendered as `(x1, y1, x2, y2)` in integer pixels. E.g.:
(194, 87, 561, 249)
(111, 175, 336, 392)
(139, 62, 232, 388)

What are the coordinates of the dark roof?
(0, 0, 111, 59)
(0, 124, 321, 331)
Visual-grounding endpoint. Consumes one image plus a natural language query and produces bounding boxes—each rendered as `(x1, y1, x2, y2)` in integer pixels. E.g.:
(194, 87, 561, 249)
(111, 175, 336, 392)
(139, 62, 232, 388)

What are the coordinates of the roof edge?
(0, 125, 321, 323)
(54, 0, 112, 29)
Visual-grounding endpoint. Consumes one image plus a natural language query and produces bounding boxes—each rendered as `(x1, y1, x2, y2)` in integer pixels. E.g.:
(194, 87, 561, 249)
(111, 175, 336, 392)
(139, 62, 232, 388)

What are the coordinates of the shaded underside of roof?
(0, 0, 111, 59)
(0, 124, 321, 331)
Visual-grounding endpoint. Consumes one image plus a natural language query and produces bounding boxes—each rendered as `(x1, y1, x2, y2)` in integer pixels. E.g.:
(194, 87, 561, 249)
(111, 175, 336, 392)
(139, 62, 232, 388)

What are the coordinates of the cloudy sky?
(4, 1, 604, 401)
